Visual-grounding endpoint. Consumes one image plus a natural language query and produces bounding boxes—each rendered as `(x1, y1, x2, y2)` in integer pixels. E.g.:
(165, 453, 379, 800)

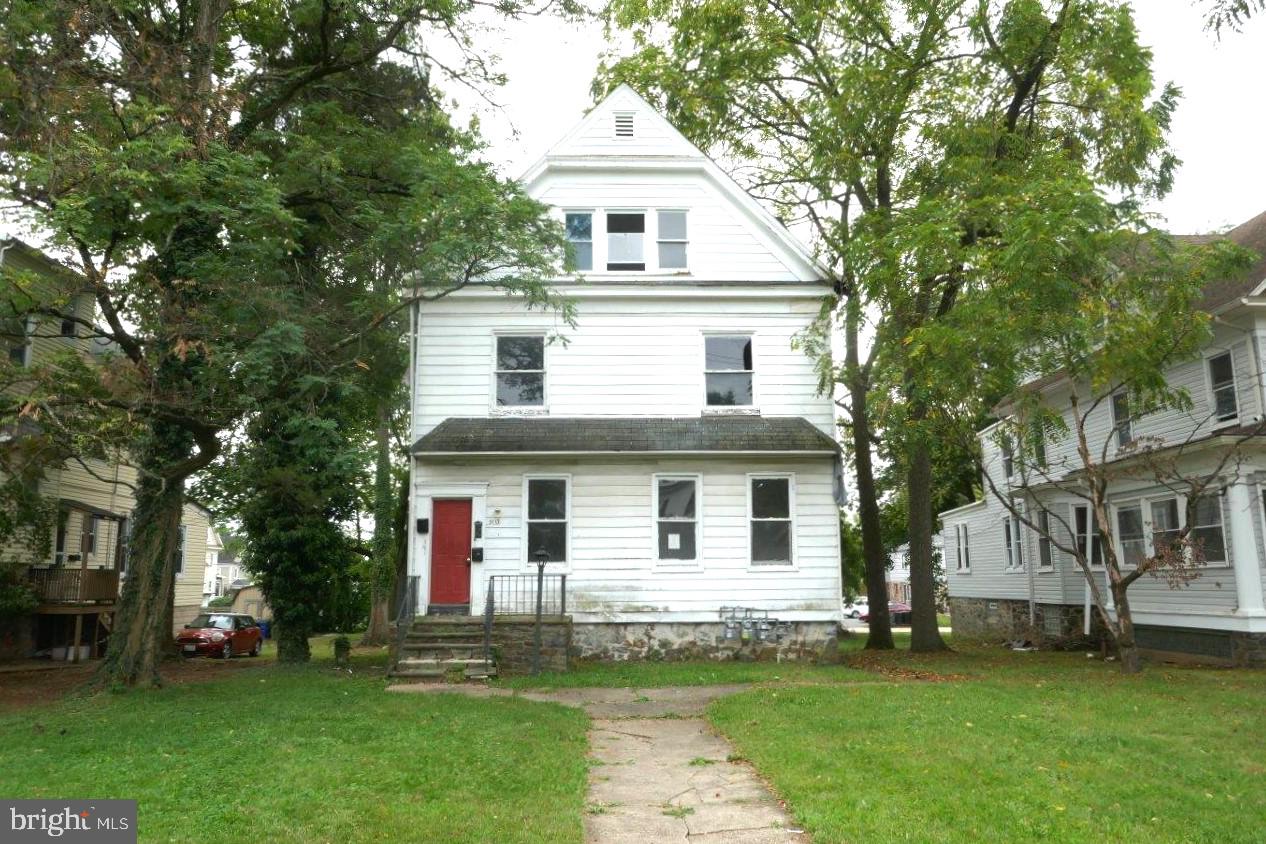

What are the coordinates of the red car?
(861, 602, 913, 624)
(177, 613, 263, 659)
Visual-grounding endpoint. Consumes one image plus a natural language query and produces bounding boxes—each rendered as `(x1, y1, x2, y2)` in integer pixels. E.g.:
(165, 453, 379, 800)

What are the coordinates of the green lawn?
(709, 644, 1266, 844)
(0, 647, 589, 843)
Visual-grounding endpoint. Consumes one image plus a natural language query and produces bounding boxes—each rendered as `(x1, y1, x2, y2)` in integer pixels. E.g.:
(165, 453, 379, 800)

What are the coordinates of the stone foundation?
(570, 621, 839, 662)
(491, 618, 571, 674)
(949, 597, 1104, 648)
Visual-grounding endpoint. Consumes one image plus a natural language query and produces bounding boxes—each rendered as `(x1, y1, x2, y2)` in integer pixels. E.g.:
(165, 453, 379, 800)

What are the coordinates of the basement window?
(606, 212, 645, 271)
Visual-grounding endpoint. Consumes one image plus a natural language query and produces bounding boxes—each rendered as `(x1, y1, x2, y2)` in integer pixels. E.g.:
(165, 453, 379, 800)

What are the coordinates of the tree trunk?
(844, 293, 893, 650)
(276, 620, 312, 663)
(99, 426, 189, 687)
(907, 437, 948, 652)
(360, 408, 395, 646)
(1110, 582, 1141, 674)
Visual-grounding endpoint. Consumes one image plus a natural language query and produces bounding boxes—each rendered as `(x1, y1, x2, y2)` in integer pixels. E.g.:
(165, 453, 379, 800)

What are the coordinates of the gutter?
(414, 449, 841, 458)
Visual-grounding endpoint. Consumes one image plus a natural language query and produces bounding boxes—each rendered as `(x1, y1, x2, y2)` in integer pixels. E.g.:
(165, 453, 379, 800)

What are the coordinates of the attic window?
(614, 112, 635, 138)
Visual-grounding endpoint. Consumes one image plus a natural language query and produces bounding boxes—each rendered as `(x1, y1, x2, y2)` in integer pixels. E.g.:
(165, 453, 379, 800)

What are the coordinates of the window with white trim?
(4, 313, 29, 366)
(526, 478, 568, 563)
(705, 335, 754, 406)
(1111, 392, 1132, 448)
(1073, 505, 1103, 567)
(495, 335, 545, 407)
(172, 524, 186, 575)
(565, 212, 593, 271)
(955, 523, 970, 572)
(84, 516, 99, 556)
(1150, 497, 1181, 556)
(1004, 515, 1024, 570)
(1036, 510, 1053, 569)
(606, 211, 645, 271)
(1116, 504, 1146, 567)
(657, 210, 688, 270)
(1189, 494, 1226, 565)
(749, 476, 792, 565)
(54, 513, 68, 565)
(1001, 435, 1015, 479)
(1207, 351, 1238, 423)
(655, 475, 699, 561)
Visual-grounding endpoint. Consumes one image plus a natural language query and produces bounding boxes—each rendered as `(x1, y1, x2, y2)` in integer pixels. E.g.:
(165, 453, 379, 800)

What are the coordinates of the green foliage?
(838, 515, 866, 600)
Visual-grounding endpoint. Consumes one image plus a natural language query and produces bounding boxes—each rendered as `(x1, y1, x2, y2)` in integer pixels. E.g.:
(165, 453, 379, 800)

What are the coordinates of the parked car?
(177, 613, 263, 659)
(842, 597, 869, 619)
(861, 602, 912, 624)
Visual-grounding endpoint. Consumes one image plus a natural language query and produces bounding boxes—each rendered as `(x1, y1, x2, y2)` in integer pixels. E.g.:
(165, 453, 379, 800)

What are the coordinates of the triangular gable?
(521, 84, 827, 282)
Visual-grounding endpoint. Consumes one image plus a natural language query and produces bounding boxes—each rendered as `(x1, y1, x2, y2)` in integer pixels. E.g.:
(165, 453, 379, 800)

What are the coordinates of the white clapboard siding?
(413, 456, 841, 621)
(414, 292, 835, 437)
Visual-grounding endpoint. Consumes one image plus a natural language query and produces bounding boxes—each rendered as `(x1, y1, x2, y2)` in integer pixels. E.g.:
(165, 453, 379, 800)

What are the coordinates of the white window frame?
(1004, 514, 1025, 572)
(1187, 491, 1228, 567)
(955, 523, 971, 573)
(490, 332, 548, 414)
(1111, 391, 1132, 449)
(702, 332, 757, 411)
(173, 524, 187, 577)
(6, 314, 32, 367)
(1035, 510, 1054, 570)
(655, 209, 689, 272)
(563, 209, 594, 272)
(651, 473, 703, 569)
(604, 208, 647, 272)
(1112, 500, 1147, 569)
(1000, 435, 1016, 480)
(1072, 504, 1105, 569)
(521, 474, 571, 571)
(1204, 349, 1240, 427)
(746, 473, 796, 570)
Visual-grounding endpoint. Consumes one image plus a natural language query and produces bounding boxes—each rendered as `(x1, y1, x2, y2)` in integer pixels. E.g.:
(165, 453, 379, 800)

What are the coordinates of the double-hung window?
(526, 478, 568, 564)
(1111, 392, 1132, 448)
(1115, 504, 1146, 567)
(565, 212, 593, 271)
(1001, 436, 1015, 479)
(1207, 351, 1238, 423)
(4, 314, 29, 366)
(172, 525, 186, 576)
(655, 475, 699, 562)
(495, 335, 546, 407)
(84, 516, 99, 557)
(1004, 515, 1024, 570)
(955, 524, 971, 572)
(1073, 505, 1103, 566)
(705, 335, 754, 407)
(1189, 494, 1226, 565)
(749, 476, 793, 565)
(606, 212, 645, 271)
(1036, 511, 1053, 569)
(1150, 497, 1181, 555)
(656, 211, 688, 270)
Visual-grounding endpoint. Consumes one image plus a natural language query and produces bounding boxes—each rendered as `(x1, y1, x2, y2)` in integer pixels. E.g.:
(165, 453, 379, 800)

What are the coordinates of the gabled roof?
(412, 415, 840, 455)
(519, 84, 828, 283)
(1177, 209, 1266, 312)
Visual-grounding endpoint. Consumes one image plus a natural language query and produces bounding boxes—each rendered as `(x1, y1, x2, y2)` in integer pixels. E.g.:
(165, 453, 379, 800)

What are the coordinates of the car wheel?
(221, 641, 233, 660)
(251, 638, 262, 657)
(850, 610, 860, 619)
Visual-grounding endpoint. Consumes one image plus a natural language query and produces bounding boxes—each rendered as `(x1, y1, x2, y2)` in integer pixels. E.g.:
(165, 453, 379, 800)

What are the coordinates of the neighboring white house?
(202, 526, 224, 603)
(939, 210, 1266, 663)
(886, 536, 944, 603)
(406, 85, 843, 659)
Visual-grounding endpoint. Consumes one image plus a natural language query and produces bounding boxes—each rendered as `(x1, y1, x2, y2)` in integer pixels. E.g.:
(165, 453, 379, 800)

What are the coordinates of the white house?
(202, 525, 224, 603)
(406, 85, 843, 660)
(939, 210, 1266, 663)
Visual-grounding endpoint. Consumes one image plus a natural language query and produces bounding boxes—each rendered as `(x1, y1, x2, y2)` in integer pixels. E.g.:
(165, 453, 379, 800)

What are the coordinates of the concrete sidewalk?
(390, 683, 808, 842)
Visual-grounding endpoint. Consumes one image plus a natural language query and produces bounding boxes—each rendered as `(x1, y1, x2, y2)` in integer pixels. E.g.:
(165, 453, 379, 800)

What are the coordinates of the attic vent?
(614, 112, 635, 138)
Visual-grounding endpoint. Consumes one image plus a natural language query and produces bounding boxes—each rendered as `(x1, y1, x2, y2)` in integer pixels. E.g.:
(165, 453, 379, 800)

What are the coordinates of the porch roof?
(411, 415, 840, 456)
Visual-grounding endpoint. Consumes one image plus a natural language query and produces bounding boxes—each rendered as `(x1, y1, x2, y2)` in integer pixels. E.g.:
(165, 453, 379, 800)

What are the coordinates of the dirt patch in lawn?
(844, 650, 973, 682)
(0, 656, 272, 713)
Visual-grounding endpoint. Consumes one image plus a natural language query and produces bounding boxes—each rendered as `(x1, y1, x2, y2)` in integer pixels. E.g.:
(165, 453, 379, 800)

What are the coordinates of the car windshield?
(188, 614, 235, 630)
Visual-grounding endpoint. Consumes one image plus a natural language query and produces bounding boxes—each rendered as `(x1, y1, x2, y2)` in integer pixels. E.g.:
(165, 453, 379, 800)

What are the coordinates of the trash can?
(257, 619, 272, 639)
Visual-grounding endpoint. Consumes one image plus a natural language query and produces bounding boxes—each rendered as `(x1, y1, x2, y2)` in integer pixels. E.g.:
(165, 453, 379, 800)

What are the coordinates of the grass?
(0, 646, 589, 843)
(497, 657, 877, 689)
(708, 643, 1266, 843)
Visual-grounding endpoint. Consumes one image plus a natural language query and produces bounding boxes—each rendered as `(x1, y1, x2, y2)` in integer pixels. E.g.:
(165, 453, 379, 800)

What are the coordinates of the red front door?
(430, 499, 473, 605)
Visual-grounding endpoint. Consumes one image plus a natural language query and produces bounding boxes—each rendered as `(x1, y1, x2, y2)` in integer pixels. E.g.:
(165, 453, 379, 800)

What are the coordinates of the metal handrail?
(483, 580, 495, 669)
(485, 574, 568, 616)
(392, 575, 419, 666)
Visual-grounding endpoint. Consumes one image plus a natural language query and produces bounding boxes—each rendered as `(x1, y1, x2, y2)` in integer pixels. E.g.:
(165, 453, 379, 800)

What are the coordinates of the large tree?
(600, 0, 1183, 651)
(0, 0, 571, 685)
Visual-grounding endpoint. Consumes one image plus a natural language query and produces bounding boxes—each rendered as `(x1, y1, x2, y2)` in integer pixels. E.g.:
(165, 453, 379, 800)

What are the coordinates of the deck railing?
(27, 568, 120, 604)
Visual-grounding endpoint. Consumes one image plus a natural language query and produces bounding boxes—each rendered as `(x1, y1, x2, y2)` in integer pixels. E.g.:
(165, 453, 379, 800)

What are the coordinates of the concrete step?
(387, 667, 445, 679)
(397, 657, 492, 669)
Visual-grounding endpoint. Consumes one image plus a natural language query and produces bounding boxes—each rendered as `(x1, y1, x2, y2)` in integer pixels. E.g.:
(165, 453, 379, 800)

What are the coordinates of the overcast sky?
(456, 1, 1265, 236)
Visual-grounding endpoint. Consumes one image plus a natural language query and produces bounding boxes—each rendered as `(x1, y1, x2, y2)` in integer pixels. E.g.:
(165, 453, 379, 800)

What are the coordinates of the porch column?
(1227, 481, 1266, 618)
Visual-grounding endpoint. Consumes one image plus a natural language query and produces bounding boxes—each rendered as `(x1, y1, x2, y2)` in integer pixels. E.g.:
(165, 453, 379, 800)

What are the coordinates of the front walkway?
(389, 684, 808, 842)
